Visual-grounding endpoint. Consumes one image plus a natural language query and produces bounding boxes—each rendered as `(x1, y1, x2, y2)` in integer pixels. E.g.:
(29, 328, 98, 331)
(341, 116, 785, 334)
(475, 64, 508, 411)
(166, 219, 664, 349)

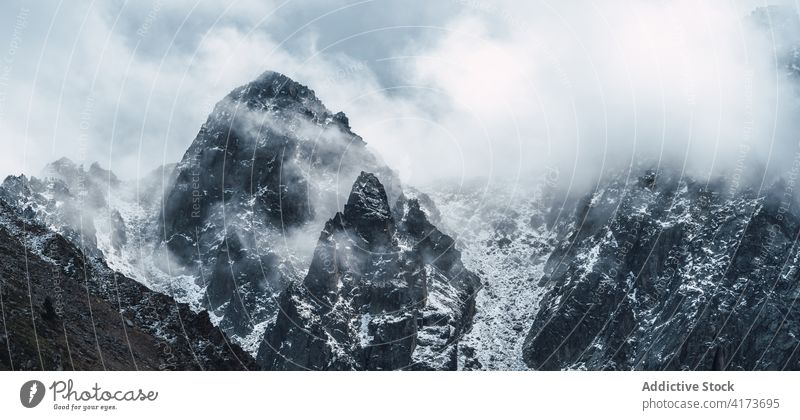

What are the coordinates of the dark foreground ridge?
(0, 197, 255, 370)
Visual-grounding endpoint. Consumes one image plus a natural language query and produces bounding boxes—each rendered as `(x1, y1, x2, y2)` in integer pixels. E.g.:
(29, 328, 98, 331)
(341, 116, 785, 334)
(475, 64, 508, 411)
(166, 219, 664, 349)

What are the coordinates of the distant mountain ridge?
(0, 71, 480, 370)
(3, 69, 800, 371)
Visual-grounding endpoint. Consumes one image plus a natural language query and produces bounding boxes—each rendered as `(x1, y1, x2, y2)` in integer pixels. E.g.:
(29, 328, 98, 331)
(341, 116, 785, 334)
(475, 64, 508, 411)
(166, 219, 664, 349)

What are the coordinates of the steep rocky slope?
(0, 72, 479, 369)
(4, 67, 799, 371)
(159, 71, 401, 349)
(0, 160, 178, 293)
(0, 198, 255, 370)
(523, 169, 800, 370)
(257, 172, 480, 370)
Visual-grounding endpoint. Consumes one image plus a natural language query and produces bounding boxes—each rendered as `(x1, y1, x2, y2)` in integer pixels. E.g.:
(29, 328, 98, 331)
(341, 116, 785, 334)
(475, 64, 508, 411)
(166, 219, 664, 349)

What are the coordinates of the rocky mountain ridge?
(258, 172, 479, 370)
(522, 169, 800, 370)
(2, 69, 799, 370)
(0, 195, 255, 370)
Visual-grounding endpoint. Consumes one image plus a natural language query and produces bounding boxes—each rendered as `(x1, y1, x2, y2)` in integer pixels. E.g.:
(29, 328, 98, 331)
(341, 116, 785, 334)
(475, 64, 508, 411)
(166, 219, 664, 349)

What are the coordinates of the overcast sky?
(0, 0, 798, 190)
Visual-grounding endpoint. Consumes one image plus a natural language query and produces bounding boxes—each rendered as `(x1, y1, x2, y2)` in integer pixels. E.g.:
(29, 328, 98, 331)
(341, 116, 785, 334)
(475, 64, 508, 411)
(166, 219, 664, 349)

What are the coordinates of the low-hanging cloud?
(1, 0, 799, 199)
(375, 1, 800, 193)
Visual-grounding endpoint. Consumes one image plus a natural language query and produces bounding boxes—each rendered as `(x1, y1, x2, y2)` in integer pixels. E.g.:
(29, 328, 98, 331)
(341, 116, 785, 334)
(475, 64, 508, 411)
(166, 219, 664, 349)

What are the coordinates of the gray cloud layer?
(1, 0, 799, 194)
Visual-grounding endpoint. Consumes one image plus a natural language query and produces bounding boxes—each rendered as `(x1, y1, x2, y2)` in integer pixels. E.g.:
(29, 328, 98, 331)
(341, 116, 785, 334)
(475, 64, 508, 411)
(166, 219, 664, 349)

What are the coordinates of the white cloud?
(1, 0, 798, 197)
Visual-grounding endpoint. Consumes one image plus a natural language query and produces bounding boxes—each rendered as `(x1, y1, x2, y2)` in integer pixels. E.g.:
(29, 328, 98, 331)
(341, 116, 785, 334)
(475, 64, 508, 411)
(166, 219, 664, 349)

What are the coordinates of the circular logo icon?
(20, 380, 45, 408)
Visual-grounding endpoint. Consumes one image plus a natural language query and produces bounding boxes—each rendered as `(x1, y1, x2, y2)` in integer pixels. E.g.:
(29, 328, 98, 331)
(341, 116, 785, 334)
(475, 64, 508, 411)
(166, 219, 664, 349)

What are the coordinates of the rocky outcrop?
(257, 172, 480, 370)
(522, 169, 800, 370)
(0, 198, 255, 370)
(159, 71, 400, 346)
(10, 67, 798, 372)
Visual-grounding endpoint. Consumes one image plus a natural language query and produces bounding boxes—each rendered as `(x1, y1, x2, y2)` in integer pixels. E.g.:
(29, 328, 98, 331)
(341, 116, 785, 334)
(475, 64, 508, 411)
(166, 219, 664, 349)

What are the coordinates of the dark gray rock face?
(0, 72, 418, 361)
(162, 74, 318, 263)
(159, 71, 400, 345)
(4, 66, 798, 372)
(257, 172, 480, 370)
(0, 199, 255, 371)
(523, 169, 800, 370)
